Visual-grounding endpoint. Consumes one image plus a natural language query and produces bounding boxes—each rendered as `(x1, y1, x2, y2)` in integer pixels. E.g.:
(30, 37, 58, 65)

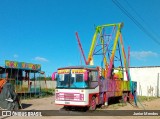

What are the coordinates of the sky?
(0, 0, 160, 75)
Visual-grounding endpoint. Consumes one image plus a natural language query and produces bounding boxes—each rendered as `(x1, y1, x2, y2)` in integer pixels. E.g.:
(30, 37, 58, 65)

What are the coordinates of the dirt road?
(1, 96, 160, 119)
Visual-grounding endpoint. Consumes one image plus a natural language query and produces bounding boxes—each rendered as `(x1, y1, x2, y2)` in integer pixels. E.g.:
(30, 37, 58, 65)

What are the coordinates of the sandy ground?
(1, 96, 160, 119)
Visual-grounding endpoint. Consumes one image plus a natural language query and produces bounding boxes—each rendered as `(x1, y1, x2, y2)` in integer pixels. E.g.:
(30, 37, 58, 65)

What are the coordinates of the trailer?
(52, 23, 137, 110)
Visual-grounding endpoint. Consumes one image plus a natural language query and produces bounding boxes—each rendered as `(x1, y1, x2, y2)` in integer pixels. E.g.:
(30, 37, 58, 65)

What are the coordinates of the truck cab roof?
(58, 65, 98, 70)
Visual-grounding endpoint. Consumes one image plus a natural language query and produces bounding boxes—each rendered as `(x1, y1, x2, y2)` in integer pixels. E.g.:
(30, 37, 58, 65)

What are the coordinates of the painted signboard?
(5, 60, 41, 71)
(58, 69, 70, 74)
(58, 69, 86, 74)
(71, 69, 86, 74)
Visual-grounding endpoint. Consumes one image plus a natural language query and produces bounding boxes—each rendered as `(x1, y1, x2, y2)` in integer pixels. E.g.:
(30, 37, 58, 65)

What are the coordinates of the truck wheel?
(63, 106, 71, 110)
(89, 96, 96, 111)
(129, 92, 134, 103)
(122, 93, 127, 103)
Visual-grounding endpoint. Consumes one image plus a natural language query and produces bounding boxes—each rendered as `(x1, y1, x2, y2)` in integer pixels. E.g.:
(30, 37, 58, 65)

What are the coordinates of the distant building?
(124, 66, 160, 97)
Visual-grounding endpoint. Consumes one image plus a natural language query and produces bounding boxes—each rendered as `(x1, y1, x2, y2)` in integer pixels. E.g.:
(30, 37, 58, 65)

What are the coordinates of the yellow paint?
(115, 91, 122, 96)
(87, 23, 123, 66)
(88, 27, 100, 64)
(71, 69, 86, 74)
(58, 69, 70, 74)
(107, 23, 123, 78)
(123, 81, 128, 91)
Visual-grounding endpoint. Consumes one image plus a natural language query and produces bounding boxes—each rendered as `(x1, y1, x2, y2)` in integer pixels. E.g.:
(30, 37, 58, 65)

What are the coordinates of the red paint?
(88, 93, 99, 106)
(75, 32, 87, 65)
(103, 93, 106, 102)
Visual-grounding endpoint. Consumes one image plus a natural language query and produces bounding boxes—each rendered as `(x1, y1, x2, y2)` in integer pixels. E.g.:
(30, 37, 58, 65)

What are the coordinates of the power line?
(124, 0, 146, 23)
(124, 0, 160, 41)
(112, 0, 160, 46)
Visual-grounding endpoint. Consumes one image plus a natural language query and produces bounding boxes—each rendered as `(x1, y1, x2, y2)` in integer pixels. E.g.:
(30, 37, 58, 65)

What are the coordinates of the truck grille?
(64, 93, 74, 100)
(56, 93, 84, 101)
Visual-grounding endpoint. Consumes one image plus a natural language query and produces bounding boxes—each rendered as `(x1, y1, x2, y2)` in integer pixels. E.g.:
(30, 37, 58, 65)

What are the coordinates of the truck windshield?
(57, 73, 88, 89)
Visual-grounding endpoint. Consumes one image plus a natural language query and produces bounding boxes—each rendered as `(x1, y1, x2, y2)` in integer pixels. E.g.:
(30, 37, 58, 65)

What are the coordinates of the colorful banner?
(58, 69, 70, 74)
(5, 60, 41, 71)
(71, 69, 86, 74)
(58, 69, 86, 74)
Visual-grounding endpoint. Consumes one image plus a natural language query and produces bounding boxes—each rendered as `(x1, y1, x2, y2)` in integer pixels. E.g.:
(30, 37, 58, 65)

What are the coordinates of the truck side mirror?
(84, 71, 88, 81)
(52, 72, 57, 80)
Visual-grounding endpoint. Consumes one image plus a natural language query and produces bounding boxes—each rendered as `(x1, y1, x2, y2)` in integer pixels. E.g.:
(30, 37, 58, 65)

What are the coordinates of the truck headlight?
(56, 93, 59, 100)
(80, 94, 84, 101)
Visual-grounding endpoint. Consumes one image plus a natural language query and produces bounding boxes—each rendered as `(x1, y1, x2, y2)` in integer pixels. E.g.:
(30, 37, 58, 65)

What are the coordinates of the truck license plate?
(65, 102, 70, 104)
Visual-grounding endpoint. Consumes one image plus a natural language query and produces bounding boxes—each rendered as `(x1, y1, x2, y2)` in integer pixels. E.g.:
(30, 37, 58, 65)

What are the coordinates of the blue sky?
(0, 0, 160, 75)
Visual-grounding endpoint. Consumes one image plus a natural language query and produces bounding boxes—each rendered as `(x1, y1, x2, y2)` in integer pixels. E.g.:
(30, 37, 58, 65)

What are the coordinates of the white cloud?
(130, 51, 159, 60)
(34, 56, 49, 62)
(13, 54, 18, 58)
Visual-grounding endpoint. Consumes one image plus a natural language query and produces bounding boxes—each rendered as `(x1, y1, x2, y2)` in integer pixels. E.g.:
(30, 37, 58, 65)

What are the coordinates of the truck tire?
(97, 93, 106, 108)
(63, 106, 71, 110)
(122, 93, 127, 103)
(129, 92, 134, 103)
(89, 96, 96, 111)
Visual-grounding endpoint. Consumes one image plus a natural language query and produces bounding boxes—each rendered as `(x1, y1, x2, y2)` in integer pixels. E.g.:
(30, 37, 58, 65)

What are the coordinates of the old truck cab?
(52, 66, 100, 110)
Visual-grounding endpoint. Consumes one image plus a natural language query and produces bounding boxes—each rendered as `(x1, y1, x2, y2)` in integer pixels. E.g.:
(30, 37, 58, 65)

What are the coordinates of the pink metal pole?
(75, 32, 87, 65)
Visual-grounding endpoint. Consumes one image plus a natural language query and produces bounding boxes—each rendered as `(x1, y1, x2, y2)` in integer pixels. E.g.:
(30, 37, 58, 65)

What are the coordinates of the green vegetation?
(19, 88, 55, 100)
(137, 96, 158, 102)
(40, 88, 55, 97)
(30, 76, 52, 81)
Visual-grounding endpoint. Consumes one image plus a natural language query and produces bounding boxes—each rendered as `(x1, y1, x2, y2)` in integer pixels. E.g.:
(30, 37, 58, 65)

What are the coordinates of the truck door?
(89, 71, 98, 88)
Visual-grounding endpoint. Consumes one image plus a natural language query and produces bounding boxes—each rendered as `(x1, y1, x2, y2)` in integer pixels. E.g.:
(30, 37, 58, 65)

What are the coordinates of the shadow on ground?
(21, 103, 32, 109)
